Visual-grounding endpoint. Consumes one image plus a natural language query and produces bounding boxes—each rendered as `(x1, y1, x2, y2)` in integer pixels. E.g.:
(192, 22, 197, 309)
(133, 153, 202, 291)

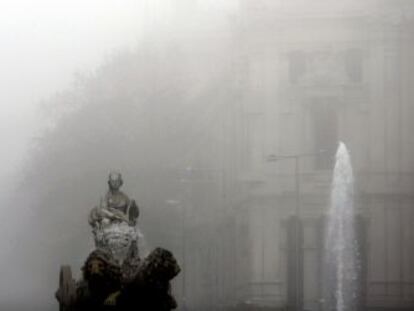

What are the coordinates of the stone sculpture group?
(56, 172, 180, 311)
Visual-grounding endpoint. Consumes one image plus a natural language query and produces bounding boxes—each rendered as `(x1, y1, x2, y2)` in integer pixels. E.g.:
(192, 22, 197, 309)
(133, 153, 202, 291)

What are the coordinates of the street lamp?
(266, 150, 326, 311)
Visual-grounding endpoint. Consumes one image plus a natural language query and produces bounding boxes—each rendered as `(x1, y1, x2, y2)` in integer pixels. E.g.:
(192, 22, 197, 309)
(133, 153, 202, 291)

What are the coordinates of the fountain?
(55, 172, 180, 310)
(323, 142, 361, 311)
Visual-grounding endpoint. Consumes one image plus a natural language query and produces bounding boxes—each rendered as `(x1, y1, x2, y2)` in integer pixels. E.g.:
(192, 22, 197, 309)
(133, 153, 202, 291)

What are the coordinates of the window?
(345, 49, 363, 83)
(247, 114, 264, 170)
(289, 50, 306, 84)
(311, 98, 338, 170)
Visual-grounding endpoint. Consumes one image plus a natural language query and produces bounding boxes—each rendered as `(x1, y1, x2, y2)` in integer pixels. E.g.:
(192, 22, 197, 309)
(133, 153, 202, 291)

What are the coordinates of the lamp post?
(266, 150, 326, 311)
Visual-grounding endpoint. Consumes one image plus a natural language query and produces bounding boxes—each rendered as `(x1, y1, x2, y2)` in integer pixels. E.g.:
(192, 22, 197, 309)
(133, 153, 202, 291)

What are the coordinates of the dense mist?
(2, 1, 414, 311)
(1, 2, 236, 310)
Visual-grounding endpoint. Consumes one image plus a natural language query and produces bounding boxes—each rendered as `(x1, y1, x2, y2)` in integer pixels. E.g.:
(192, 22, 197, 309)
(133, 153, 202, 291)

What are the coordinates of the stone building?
(174, 1, 414, 310)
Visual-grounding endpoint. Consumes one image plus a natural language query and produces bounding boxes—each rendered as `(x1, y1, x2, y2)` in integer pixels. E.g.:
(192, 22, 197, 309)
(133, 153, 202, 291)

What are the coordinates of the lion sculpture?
(116, 247, 181, 311)
(74, 249, 122, 311)
(60, 247, 180, 311)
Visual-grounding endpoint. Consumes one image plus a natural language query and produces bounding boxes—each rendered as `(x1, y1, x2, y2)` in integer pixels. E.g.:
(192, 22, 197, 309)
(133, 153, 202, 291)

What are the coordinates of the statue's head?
(108, 171, 123, 191)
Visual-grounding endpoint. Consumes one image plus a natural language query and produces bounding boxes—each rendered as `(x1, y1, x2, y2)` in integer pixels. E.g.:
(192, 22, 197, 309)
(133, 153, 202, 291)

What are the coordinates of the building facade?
(176, 1, 414, 310)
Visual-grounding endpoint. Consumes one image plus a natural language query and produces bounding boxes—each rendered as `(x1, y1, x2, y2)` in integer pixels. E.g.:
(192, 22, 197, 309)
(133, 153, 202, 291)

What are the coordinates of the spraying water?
(323, 142, 361, 311)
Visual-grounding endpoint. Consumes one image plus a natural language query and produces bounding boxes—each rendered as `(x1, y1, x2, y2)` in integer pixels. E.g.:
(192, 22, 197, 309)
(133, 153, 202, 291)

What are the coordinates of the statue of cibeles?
(89, 172, 141, 263)
(89, 172, 139, 228)
(56, 171, 180, 311)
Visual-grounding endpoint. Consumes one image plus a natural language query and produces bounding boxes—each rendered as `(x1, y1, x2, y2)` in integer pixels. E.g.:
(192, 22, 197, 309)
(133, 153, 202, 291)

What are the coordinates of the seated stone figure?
(89, 172, 139, 228)
(88, 172, 141, 263)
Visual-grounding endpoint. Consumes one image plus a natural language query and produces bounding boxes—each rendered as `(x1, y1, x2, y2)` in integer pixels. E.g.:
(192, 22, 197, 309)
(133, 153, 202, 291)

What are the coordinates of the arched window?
(311, 98, 338, 170)
(289, 50, 306, 84)
(345, 49, 363, 83)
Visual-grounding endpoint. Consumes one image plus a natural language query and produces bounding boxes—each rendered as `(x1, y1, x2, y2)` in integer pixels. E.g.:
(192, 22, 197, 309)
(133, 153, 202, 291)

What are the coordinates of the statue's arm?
(88, 206, 101, 226)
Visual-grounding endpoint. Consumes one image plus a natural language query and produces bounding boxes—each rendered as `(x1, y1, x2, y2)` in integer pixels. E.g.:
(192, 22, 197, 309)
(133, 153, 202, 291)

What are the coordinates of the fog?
(1, 1, 414, 310)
